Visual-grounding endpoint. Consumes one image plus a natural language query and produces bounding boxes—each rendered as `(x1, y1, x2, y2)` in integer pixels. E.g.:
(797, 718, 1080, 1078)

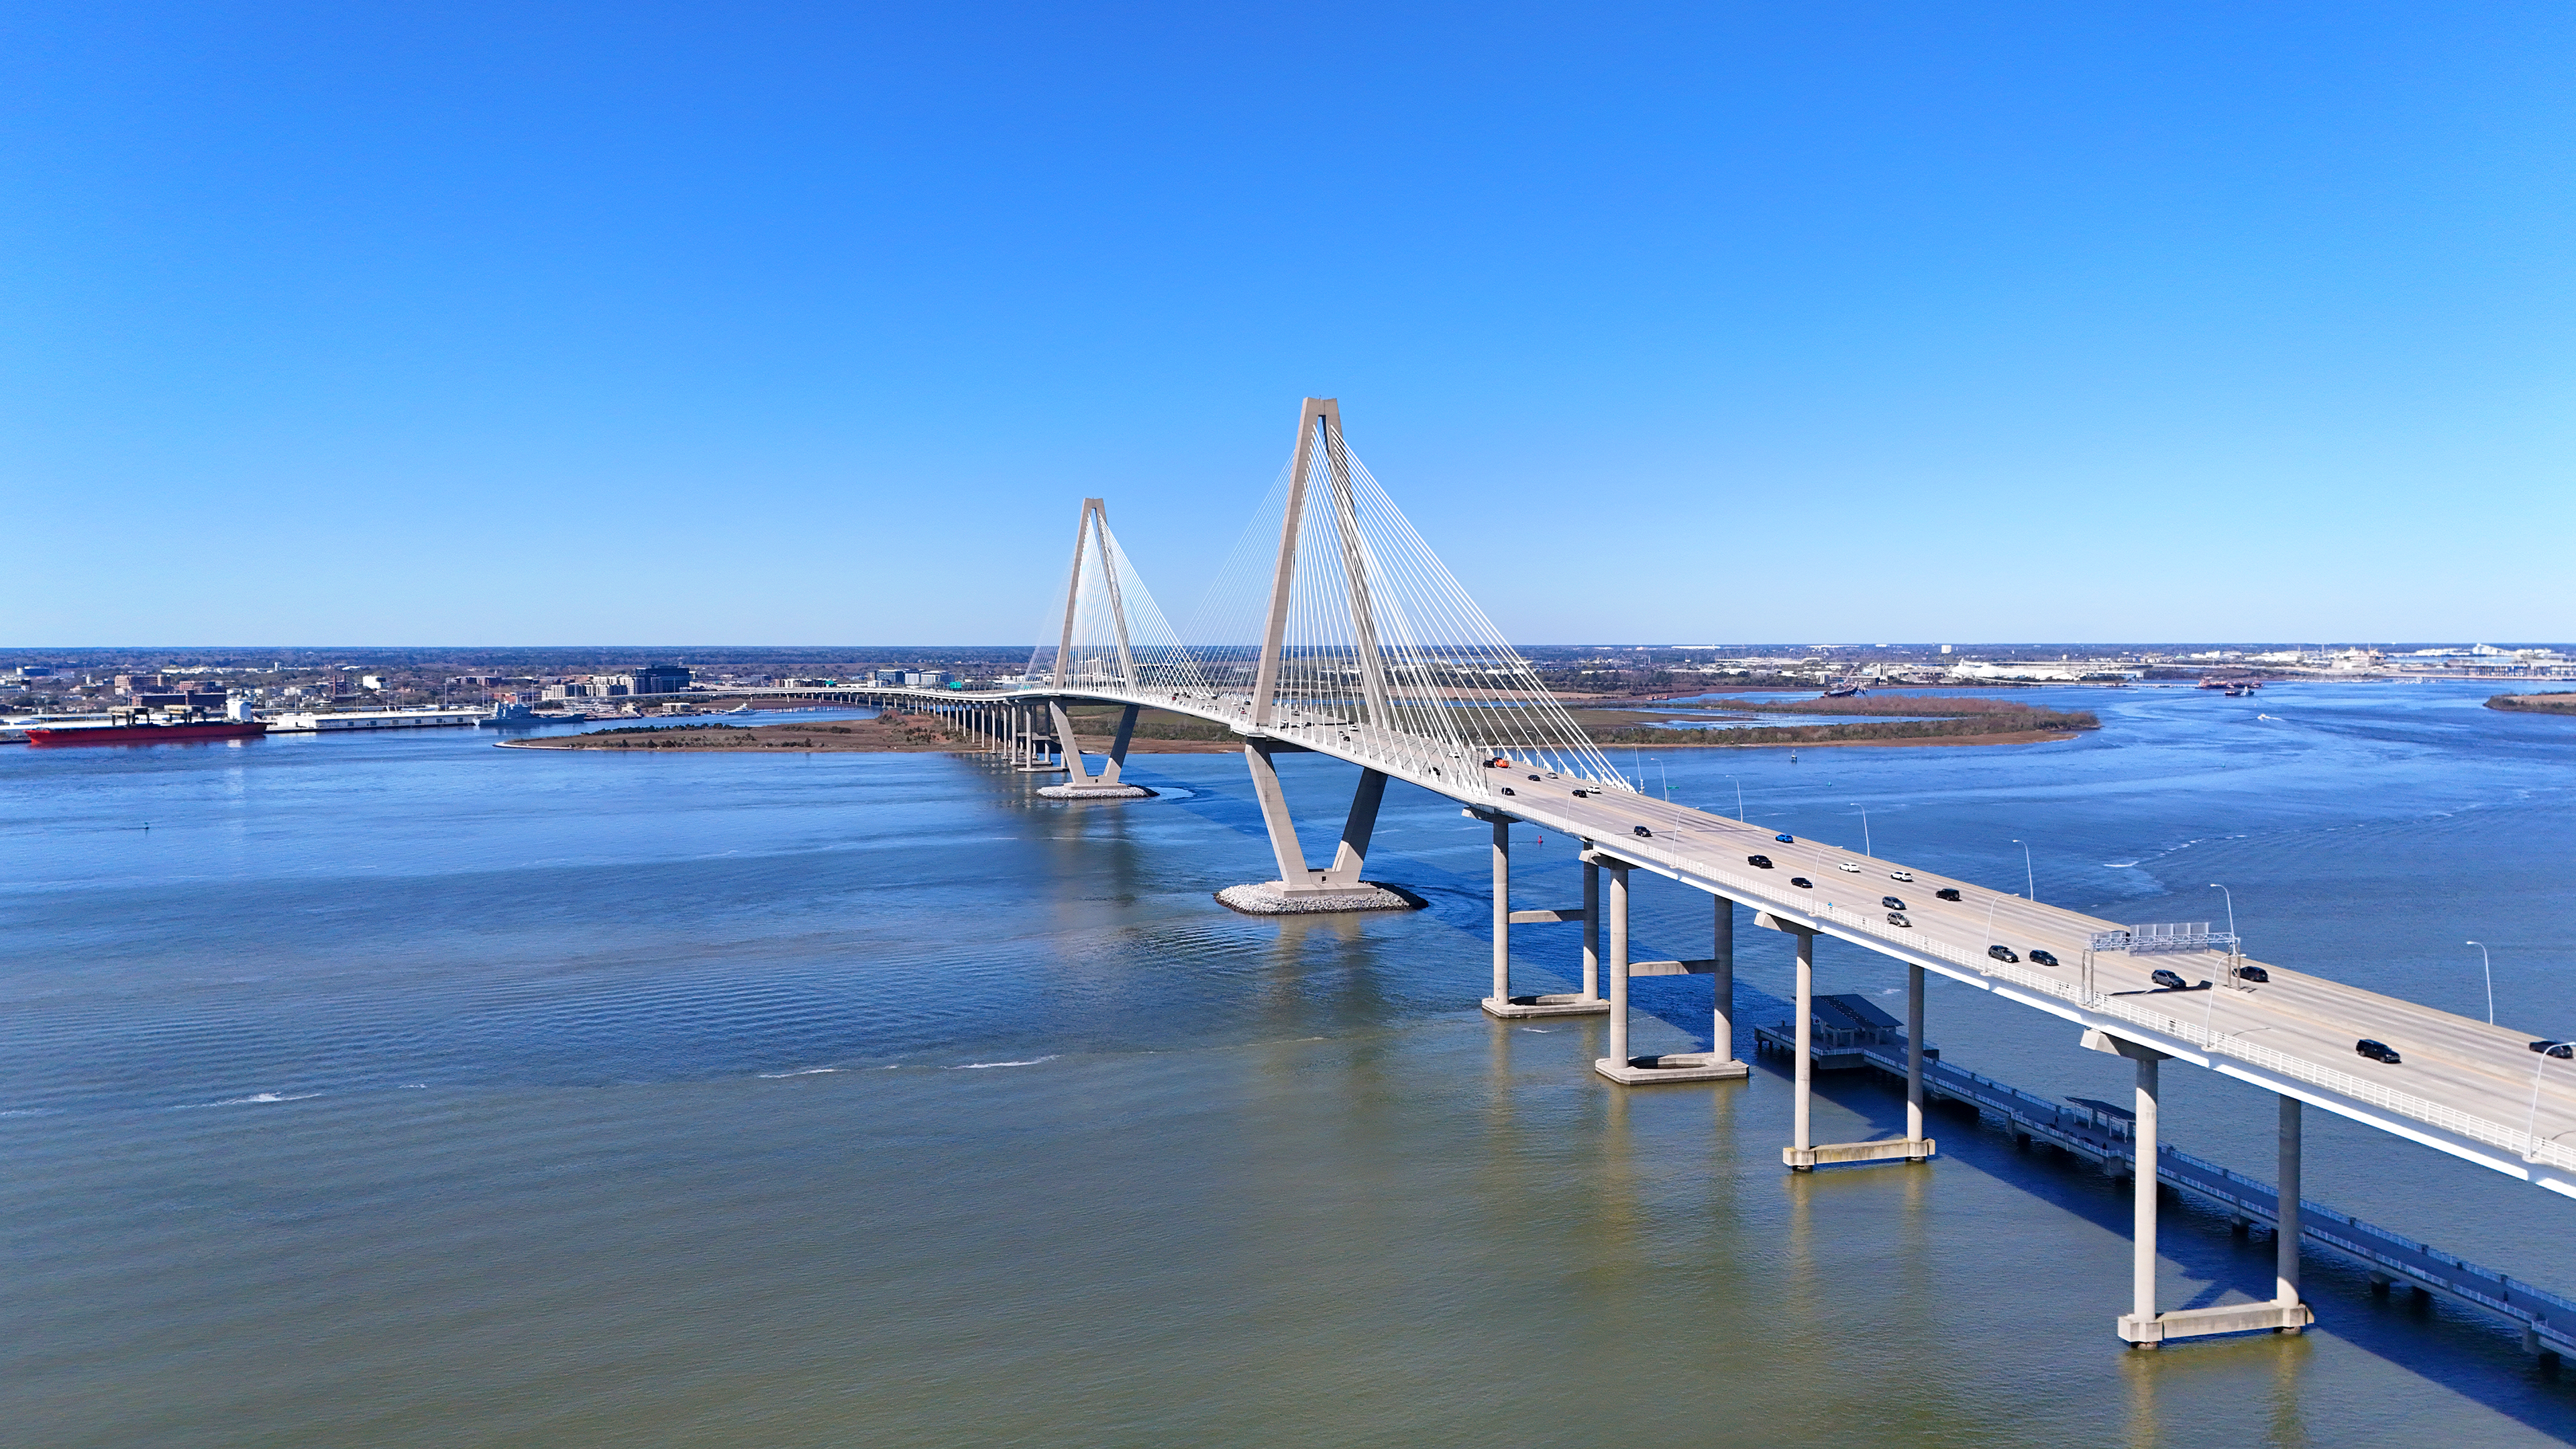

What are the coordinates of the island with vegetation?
(511, 695, 2096, 754)
(2487, 693, 2576, 716)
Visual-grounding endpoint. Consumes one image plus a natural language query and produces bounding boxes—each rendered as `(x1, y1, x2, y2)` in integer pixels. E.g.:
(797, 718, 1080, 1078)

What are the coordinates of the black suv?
(1987, 945, 2018, 964)
(2356, 1039, 2402, 1065)
(1935, 888, 1962, 902)
(1747, 854, 1773, 868)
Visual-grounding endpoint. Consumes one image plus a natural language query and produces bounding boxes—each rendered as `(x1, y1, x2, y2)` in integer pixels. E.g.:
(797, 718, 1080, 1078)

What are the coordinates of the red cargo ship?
(26, 715, 268, 747)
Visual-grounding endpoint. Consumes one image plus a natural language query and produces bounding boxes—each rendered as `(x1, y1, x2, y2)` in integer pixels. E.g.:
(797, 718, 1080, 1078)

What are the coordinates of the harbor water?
(5, 682, 2574, 1446)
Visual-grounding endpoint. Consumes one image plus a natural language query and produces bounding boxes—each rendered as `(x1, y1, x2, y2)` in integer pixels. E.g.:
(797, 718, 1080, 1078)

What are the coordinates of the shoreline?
(502, 723, 2082, 754)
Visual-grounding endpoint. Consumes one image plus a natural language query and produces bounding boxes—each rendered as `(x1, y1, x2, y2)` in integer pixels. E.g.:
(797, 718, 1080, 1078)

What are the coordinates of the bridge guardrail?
(1593, 839, 2576, 1179)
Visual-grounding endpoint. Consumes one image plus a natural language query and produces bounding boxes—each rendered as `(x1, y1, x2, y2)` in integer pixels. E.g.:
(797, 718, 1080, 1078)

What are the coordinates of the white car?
(1836, 861, 1862, 873)
(1890, 870, 1915, 882)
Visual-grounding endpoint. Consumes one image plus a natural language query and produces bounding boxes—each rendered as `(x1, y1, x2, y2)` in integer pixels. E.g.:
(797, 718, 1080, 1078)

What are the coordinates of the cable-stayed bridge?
(743, 397, 2576, 1352)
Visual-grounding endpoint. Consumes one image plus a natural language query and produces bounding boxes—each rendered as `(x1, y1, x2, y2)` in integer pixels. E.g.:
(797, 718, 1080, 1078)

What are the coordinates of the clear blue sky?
(6, 2, 2569, 646)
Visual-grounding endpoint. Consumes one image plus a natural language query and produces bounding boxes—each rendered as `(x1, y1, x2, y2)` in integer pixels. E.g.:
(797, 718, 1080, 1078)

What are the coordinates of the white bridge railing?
(1591, 837, 2576, 1179)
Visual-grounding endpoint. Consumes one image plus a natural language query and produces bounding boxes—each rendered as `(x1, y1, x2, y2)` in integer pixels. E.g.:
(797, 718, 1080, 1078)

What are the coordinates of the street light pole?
(1725, 774, 1743, 821)
(2012, 838, 2034, 900)
(1851, 802, 1870, 857)
(2208, 883, 2237, 941)
(2468, 941, 2494, 1025)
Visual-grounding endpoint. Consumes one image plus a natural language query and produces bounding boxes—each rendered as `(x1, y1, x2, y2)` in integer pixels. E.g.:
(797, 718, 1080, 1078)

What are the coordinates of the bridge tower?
(1035, 497, 1154, 800)
(1215, 399, 1417, 914)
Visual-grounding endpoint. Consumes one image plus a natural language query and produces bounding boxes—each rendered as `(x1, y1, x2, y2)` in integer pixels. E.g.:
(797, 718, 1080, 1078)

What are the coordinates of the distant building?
(871, 669, 906, 685)
(114, 673, 164, 694)
(629, 664, 692, 694)
(902, 670, 949, 687)
(360, 675, 388, 690)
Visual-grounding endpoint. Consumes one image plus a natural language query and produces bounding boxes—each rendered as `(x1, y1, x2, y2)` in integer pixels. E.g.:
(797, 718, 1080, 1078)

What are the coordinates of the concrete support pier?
(1485, 828, 1608, 1019)
(1595, 878, 1746, 1083)
(2276, 1094, 2306, 1331)
(1756, 913, 1932, 1168)
(1037, 700, 1154, 798)
(1216, 742, 1417, 914)
(2093, 1028, 2313, 1345)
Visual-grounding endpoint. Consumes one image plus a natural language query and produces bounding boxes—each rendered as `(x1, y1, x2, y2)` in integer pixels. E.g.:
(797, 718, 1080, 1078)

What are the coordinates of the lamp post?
(2526, 1044, 2567, 1160)
(2012, 838, 2034, 900)
(1851, 802, 1871, 857)
(2467, 941, 2494, 1025)
(1725, 774, 1743, 821)
(2208, 883, 2237, 941)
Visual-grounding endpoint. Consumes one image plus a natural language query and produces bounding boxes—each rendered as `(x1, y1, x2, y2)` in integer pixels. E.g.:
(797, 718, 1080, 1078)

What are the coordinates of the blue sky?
(5, 2, 2569, 646)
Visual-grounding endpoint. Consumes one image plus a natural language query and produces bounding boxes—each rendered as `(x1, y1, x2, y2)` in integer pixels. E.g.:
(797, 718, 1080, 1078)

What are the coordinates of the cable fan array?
(1026, 500, 1206, 697)
(1179, 417, 1631, 793)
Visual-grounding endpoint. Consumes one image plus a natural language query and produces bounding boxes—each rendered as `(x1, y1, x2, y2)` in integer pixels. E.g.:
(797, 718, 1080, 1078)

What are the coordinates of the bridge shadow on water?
(1040, 755, 2576, 1438)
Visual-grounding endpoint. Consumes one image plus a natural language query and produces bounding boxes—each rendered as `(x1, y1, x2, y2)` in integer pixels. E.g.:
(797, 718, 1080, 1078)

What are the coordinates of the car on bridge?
(1632, 825, 1652, 838)
(1774, 833, 1794, 843)
(2030, 949, 2060, 967)
(2233, 964, 2269, 983)
(1935, 888, 1963, 902)
(1890, 870, 1915, 882)
(2531, 1040, 2574, 1060)
(1886, 911, 1911, 927)
(1836, 861, 1862, 873)
(2357, 1038, 2403, 1065)
(1882, 895, 1906, 910)
(1790, 876, 1813, 888)
(1989, 945, 2020, 964)
(2150, 969, 2190, 989)
(1747, 853, 1773, 868)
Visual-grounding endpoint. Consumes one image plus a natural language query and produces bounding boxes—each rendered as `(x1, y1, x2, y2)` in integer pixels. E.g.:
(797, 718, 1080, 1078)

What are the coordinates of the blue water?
(5, 682, 2573, 1446)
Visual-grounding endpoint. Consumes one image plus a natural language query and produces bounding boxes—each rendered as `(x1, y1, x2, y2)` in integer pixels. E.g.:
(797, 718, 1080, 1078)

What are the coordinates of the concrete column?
(1320, 768, 1389, 887)
(1490, 818, 1511, 1002)
(2277, 1094, 2302, 1314)
(1103, 704, 1140, 784)
(2135, 1054, 2161, 1336)
(1047, 702, 1093, 784)
(1607, 863, 1631, 1066)
(1580, 859, 1601, 1001)
(1907, 964, 1926, 1148)
(1792, 928, 1813, 1163)
(1244, 741, 1311, 890)
(1711, 894, 1735, 1062)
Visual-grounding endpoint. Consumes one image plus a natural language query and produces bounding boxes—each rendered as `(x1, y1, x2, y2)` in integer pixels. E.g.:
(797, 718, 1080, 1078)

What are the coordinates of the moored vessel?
(28, 714, 268, 747)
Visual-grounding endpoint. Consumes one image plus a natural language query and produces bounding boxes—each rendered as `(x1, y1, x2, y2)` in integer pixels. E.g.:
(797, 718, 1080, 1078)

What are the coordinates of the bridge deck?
(741, 682, 2576, 1199)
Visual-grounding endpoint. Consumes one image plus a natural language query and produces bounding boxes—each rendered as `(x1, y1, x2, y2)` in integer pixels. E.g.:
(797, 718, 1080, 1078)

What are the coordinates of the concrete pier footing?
(1783, 1136, 1935, 1168)
(2119, 1300, 2314, 1345)
(1037, 782, 1156, 799)
(1596, 1051, 1750, 1085)
(1215, 882, 1421, 914)
(1483, 994, 1609, 1020)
